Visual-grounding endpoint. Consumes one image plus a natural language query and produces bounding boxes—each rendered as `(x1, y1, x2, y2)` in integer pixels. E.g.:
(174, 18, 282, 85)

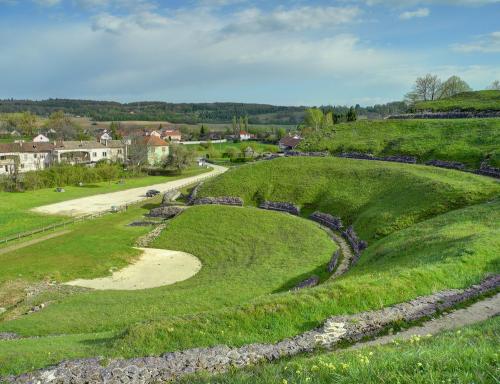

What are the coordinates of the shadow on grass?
(272, 262, 331, 294)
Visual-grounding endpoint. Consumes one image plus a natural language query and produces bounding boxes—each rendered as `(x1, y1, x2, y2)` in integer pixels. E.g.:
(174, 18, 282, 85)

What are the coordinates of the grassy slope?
(416, 90, 500, 112)
(198, 157, 500, 240)
(0, 205, 335, 336)
(0, 167, 208, 239)
(183, 317, 500, 384)
(298, 118, 500, 167)
(1, 157, 498, 376)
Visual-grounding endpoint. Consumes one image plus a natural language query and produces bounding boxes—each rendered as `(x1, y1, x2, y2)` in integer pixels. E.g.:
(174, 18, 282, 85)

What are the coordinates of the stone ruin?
(291, 276, 320, 291)
(327, 249, 340, 274)
(476, 163, 500, 179)
(342, 225, 367, 265)
(8, 275, 499, 384)
(187, 182, 204, 205)
(425, 159, 466, 171)
(259, 201, 300, 216)
(162, 190, 181, 205)
(147, 206, 185, 219)
(310, 211, 343, 231)
(193, 197, 244, 207)
(337, 152, 417, 164)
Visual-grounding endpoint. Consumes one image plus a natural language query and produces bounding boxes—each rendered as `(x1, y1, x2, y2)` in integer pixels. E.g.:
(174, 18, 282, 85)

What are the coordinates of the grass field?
(298, 118, 500, 167)
(1, 157, 498, 377)
(0, 167, 208, 239)
(416, 90, 500, 112)
(198, 157, 500, 240)
(183, 316, 500, 383)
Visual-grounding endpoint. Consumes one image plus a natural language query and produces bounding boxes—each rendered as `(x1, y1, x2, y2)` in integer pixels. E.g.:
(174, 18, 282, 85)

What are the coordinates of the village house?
(0, 142, 53, 175)
(239, 131, 254, 141)
(161, 129, 182, 142)
(33, 134, 50, 143)
(278, 135, 302, 151)
(143, 136, 169, 165)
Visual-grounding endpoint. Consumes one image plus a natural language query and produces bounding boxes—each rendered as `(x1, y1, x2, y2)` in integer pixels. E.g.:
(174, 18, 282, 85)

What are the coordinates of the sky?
(0, 0, 499, 106)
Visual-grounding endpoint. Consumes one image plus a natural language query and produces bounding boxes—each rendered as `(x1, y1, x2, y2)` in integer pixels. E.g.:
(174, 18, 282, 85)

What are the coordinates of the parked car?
(146, 189, 161, 197)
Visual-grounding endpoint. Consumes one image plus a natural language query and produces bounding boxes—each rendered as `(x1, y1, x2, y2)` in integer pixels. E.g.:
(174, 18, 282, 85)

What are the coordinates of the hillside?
(416, 90, 500, 112)
(297, 118, 500, 167)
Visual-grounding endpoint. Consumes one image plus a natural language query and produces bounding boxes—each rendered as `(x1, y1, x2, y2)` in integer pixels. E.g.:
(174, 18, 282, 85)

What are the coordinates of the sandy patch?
(65, 248, 202, 290)
(31, 164, 227, 217)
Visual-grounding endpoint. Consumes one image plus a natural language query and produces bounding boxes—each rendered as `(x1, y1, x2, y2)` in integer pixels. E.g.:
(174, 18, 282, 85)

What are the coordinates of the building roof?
(279, 136, 302, 148)
(54, 141, 106, 150)
(143, 136, 168, 147)
(162, 129, 181, 136)
(105, 140, 126, 148)
(0, 142, 54, 153)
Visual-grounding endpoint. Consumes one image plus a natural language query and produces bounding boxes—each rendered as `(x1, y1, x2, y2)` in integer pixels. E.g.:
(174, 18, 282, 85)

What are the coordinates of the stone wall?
(259, 201, 300, 216)
(8, 275, 498, 384)
(337, 152, 417, 164)
(135, 223, 168, 248)
(285, 151, 329, 157)
(162, 190, 181, 205)
(342, 226, 367, 265)
(193, 197, 244, 207)
(147, 206, 185, 219)
(327, 249, 340, 274)
(310, 211, 344, 231)
(387, 111, 500, 119)
(187, 182, 203, 205)
(475, 163, 500, 179)
(425, 159, 466, 171)
(291, 276, 320, 291)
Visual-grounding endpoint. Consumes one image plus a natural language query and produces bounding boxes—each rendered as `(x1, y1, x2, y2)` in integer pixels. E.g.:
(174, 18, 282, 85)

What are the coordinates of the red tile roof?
(143, 136, 168, 147)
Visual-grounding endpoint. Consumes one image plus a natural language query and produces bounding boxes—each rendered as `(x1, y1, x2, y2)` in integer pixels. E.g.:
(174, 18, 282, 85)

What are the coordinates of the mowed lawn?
(0, 167, 208, 239)
(0, 157, 498, 376)
(183, 316, 500, 384)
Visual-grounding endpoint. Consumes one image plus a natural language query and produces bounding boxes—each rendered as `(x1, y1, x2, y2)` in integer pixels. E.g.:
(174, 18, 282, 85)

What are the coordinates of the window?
(4, 166, 7, 171)
(21, 164, 25, 168)
(117, 149, 122, 154)
(93, 152, 97, 157)
(34, 154, 37, 159)
(103, 152, 107, 157)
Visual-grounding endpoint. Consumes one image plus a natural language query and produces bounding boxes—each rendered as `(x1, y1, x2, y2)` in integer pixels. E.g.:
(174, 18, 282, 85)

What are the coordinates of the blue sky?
(0, 0, 499, 106)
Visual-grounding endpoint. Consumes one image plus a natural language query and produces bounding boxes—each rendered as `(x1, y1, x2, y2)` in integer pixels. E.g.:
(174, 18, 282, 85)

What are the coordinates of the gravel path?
(348, 292, 500, 351)
(65, 248, 202, 290)
(31, 164, 227, 217)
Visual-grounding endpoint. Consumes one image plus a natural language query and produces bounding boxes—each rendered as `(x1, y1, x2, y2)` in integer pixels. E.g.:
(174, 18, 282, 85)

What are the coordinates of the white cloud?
(33, 0, 61, 6)
(452, 31, 500, 53)
(399, 8, 430, 19)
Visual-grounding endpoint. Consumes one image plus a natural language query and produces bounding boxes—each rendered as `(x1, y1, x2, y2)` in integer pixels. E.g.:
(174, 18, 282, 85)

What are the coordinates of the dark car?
(146, 189, 161, 197)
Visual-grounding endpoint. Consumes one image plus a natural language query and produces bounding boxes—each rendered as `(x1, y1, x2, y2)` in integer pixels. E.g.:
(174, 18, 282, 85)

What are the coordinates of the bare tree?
(488, 80, 500, 90)
(405, 74, 442, 103)
(128, 137, 149, 167)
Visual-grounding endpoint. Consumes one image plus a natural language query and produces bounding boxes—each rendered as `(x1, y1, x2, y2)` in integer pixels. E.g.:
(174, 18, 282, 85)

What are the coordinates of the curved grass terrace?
(0, 157, 499, 378)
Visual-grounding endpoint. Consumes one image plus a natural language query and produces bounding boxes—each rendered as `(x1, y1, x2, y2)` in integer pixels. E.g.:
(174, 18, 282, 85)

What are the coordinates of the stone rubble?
(475, 163, 500, 179)
(134, 224, 168, 248)
(259, 201, 300, 216)
(6, 275, 498, 384)
(162, 190, 181, 205)
(147, 206, 185, 219)
(193, 197, 244, 207)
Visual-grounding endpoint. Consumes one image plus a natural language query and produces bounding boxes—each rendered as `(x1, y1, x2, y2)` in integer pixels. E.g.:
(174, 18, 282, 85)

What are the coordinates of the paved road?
(31, 164, 227, 217)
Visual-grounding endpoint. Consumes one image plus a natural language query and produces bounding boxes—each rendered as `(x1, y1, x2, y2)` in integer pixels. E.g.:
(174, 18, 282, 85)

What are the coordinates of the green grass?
(182, 316, 500, 383)
(416, 90, 500, 112)
(0, 167, 208, 239)
(298, 118, 500, 167)
(193, 141, 278, 161)
(198, 157, 500, 241)
(0, 157, 498, 376)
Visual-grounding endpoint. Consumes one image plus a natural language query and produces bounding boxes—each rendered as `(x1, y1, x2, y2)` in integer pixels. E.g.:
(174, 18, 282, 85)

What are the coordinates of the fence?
(0, 165, 226, 246)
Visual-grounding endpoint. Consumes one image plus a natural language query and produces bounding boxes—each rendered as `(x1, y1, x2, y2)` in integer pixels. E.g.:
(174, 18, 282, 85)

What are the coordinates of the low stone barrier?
(342, 226, 367, 265)
(327, 249, 340, 273)
(135, 224, 168, 248)
(291, 276, 320, 291)
(187, 182, 204, 205)
(310, 211, 343, 231)
(8, 275, 498, 384)
(128, 221, 159, 227)
(285, 151, 329, 157)
(259, 201, 300, 216)
(387, 111, 500, 119)
(193, 197, 244, 207)
(338, 152, 417, 164)
(475, 163, 500, 179)
(425, 159, 466, 170)
(162, 190, 181, 205)
(147, 206, 185, 219)
(0, 332, 19, 340)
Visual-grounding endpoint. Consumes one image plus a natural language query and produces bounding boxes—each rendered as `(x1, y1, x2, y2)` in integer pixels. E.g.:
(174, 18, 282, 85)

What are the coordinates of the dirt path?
(65, 248, 202, 290)
(0, 230, 72, 256)
(31, 164, 227, 217)
(329, 232, 354, 278)
(348, 293, 500, 351)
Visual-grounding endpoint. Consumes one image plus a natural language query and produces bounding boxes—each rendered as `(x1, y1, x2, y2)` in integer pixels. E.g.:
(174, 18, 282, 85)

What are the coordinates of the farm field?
(0, 156, 498, 378)
(298, 118, 500, 167)
(0, 167, 209, 239)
